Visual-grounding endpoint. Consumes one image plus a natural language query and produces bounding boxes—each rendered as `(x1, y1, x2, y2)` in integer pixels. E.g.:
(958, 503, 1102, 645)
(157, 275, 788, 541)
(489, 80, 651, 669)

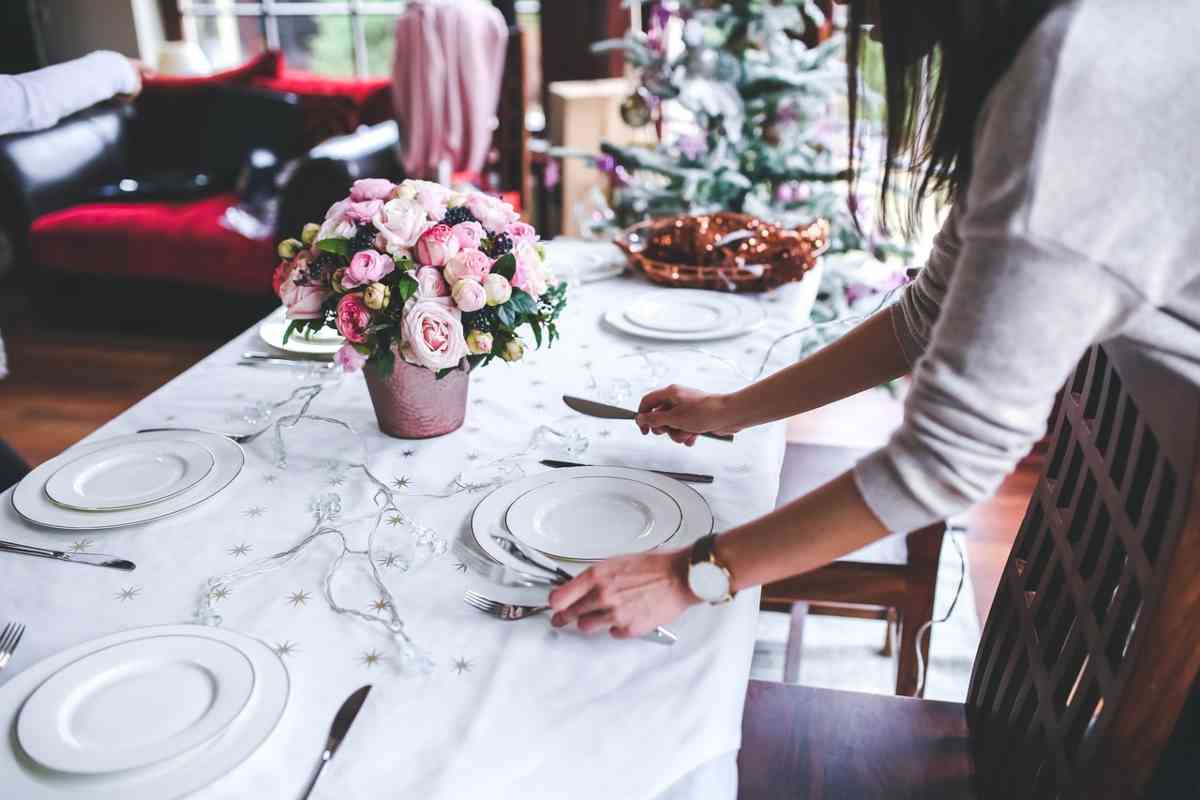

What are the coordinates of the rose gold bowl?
(363, 359, 469, 439)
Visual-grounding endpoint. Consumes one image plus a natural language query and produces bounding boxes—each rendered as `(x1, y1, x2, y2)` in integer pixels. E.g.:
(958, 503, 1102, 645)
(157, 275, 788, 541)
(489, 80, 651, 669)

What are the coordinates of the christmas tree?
(581, 0, 908, 261)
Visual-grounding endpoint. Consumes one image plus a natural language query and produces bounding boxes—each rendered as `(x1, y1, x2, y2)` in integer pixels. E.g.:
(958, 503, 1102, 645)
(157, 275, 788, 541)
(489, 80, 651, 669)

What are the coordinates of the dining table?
(0, 267, 820, 799)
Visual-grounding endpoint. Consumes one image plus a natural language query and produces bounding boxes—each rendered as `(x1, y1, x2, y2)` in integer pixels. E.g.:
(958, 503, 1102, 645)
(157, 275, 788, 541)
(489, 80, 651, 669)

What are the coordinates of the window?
(178, 1, 406, 77)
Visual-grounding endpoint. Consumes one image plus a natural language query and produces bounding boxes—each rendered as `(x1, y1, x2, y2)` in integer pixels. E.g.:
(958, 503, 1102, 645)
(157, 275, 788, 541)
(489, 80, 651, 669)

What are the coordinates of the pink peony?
(343, 250, 395, 289)
(451, 278, 487, 313)
(414, 266, 449, 298)
(336, 294, 372, 343)
(350, 178, 396, 202)
(408, 180, 453, 219)
(451, 220, 486, 251)
(345, 199, 383, 224)
(415, 224, 460, 267)
(467, 192, 520, 233)
(401, 298, 467, 371)
(505, 221, 538, 245)
(334, 343, 368, 373)
(511, 243, 546, 298)
(272, 260, 295, 297)
(280, 273, 328, 320)
(372, 198, 432, 254)
(443, 249, 492, 284)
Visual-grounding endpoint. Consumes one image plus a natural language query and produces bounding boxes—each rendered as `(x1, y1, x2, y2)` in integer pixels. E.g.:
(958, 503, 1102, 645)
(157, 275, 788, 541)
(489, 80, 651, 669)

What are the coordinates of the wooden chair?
(739, 342, 1200, 798)
(762, 443, 946, 696)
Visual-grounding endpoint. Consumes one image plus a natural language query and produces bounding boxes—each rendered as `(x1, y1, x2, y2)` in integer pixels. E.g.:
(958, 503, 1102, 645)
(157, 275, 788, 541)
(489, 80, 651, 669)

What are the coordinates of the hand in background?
(115, 58, 154, 102)
(635, 385, 743, 447)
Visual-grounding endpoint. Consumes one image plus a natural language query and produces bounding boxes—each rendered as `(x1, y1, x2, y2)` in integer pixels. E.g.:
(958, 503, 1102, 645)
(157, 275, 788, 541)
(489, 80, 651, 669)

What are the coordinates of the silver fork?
(0, 623, 26, 672)
(464, 591, 548, 620)
(136, 425, 271, 445)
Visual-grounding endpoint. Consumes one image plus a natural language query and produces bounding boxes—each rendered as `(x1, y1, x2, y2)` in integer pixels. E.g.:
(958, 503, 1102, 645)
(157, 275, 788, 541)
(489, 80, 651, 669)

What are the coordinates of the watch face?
(688, 560, 730, 603)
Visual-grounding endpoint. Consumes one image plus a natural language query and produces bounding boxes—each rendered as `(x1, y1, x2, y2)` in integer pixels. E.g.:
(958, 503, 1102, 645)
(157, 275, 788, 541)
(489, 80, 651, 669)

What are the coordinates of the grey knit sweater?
(852, 0, 1200, 533)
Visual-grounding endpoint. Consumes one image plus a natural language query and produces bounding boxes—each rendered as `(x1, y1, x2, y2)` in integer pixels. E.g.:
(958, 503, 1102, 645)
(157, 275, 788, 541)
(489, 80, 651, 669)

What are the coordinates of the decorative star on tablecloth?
(376, 552, 404, 569)
(598, 429, 612, 439)
(360, 649, 383, 667)
(328, 476, 345, 487)
(263, 474, 278, 484)
(287, 589, 311, 607)
(402, 449, 416, 458)
(452, 657, 472, 675)
(472, 397, 485, 406)
(531, 379, 545, 387)
(209, 585, 232, 601)
(274, 641, 298, 657)
(466, 452, 480, 462)
(385, 514, 405, 527)
(228, 543, 253, 557)
(368, 597, 391, 613)
(391, 476, 410, 490)
(243, 506, 267, 518)
(71, 538, 95, 553)
(453, 561, 468, 574)
(114, 586, 141, 601)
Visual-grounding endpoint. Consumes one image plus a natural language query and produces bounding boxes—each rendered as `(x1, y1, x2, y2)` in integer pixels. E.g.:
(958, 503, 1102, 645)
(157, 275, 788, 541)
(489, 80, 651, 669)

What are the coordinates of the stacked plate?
(0, 624, 288, 799)
(259, 307, 344, 357)
(471, 466, 714, 570)
(604, 289, 766, 342)
(11, 431, 244, 530)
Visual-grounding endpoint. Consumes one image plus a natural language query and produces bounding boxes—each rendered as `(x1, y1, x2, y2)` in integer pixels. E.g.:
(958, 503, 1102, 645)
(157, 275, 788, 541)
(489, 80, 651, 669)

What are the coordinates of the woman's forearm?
(714, 471, 888, 591)
(723, 308, 911, 429)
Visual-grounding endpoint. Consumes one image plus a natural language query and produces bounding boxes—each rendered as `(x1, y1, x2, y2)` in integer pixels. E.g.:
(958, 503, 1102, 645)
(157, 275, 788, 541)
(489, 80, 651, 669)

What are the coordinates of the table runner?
(0, 275, 811, 799)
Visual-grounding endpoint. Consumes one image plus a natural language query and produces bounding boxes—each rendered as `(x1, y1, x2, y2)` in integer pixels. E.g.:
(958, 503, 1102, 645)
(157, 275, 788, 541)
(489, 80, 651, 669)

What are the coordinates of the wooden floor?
(1, 307, 1028, 626)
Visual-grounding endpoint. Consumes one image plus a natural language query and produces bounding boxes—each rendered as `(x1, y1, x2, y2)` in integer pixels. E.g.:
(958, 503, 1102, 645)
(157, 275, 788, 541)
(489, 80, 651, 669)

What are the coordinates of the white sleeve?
(888, 203, 963, 366)
(0, 51, 139, 136)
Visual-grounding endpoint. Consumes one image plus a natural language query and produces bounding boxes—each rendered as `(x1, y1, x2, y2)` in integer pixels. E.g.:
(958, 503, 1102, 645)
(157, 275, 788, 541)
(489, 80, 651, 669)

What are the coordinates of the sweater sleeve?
(889, 203, 964, 366)
(0, 51, 139, 136)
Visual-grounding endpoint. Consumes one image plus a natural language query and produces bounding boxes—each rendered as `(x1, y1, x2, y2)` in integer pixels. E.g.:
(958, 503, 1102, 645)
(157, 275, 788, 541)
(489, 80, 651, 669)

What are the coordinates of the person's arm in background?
(0, 51, 142, 136)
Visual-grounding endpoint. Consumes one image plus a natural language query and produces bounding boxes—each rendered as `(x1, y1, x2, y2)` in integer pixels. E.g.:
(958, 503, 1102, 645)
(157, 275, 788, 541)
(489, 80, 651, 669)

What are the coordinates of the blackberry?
(485, 233, 513, 258)
(464, 306, 499, 332)
(442, 206, 477, 227)
(349, 225, 378, 253)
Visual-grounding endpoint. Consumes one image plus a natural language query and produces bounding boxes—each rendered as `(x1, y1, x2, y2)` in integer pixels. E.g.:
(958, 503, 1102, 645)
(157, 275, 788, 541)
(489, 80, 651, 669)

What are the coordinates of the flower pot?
(363, 359, 469, 438)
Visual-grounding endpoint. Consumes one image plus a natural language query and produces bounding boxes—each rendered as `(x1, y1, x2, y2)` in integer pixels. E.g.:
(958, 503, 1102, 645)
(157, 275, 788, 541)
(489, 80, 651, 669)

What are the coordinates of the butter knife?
(540, 459, 714, 484)
(300, 685, 372, 800)
(0, 540, 135, 571)
(562, 395, 734, 442)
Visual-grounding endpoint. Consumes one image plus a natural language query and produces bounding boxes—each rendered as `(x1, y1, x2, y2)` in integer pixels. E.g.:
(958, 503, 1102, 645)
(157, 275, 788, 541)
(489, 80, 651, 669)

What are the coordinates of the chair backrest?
(965, 342, 1200, 798)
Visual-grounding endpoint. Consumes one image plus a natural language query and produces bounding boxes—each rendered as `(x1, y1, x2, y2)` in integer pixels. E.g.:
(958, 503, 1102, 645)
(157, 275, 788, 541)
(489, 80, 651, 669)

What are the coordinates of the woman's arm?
(0, 51, 141, 136)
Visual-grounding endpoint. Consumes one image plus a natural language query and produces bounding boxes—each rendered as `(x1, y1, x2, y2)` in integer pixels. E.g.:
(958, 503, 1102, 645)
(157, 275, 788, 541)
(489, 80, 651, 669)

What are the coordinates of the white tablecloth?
(0, 274, 812, 799)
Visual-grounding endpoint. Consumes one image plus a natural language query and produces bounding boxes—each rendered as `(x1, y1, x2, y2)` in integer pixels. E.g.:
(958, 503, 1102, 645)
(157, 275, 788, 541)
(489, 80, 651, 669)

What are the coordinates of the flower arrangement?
(273, 179, 566, 377)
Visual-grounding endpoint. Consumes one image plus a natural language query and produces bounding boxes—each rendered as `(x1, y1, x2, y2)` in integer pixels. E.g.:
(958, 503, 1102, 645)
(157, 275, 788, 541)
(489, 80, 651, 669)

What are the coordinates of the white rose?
(482, 273, 512, 306)
(373, 198, 432, 252)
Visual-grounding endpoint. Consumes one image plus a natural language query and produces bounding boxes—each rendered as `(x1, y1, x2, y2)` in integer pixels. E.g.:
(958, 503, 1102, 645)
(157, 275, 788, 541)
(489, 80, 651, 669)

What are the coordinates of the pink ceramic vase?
(363, 358, 469, 438)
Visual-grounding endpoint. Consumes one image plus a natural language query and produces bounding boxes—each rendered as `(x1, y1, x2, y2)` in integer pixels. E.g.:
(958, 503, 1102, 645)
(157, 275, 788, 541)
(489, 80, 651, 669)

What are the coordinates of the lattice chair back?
(965, 342, 1200, 798)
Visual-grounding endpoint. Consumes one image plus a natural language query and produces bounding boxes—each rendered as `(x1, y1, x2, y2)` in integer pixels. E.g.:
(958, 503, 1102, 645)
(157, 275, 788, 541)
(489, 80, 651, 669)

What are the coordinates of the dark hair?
(846, 1, 1057, 237)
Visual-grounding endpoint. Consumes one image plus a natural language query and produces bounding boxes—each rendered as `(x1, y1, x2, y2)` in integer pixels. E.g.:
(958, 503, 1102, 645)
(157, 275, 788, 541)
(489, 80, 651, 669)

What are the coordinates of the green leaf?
(393, 272, 419, 304)
(316, 238, 351, 258)
(282, 319, 302, 345)
(496, 303, 517, 328)
(530, 319, 543, 348)
(368, 346, 395, 378)
(507, 289, 537, 316)
(492, 253, 516, 280)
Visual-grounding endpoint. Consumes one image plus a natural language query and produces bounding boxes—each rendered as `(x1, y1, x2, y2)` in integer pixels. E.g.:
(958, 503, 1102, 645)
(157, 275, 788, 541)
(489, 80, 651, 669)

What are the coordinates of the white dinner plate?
(504, 475, 683, 562)
(0, 624, 288, 800)
(470, 466, 713, 577)
(604, 290, 766, 342)
(44, 440, 215, 512)
(12, 431, 244, 531)
(259, 308, 344, 356)
(623, 292, 742, 334)
(18, 635, 255, 774)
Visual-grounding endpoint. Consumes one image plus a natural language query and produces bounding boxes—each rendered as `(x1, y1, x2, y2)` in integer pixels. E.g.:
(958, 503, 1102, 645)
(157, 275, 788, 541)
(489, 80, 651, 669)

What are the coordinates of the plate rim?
(603, 293, 765, 342)
(0, 623, 289, 800)
(15, 633, 256, 774)
(622, 294, 742, 334)
(503, 474, 684, 561)
(11, 431, 245, 531)
(259, 313, 344, 356)
(43, 439, 216, 513)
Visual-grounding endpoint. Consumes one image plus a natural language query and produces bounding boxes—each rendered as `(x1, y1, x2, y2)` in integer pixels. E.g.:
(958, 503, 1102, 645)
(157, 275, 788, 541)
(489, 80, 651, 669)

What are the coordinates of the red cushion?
(142, 51, 281, 89)
(251, 69, 393, 150)
(31, 194, 275, 296)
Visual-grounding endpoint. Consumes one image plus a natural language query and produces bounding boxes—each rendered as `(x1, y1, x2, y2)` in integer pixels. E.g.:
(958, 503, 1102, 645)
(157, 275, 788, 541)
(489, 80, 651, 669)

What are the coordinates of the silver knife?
(300, 685, 372, 800)
(239, 356, 336, 369)
(243, 351, 333, 363)
(540, 459, 714, 484)
(562, 395, 734, 442)
(0, 540, 135, 571)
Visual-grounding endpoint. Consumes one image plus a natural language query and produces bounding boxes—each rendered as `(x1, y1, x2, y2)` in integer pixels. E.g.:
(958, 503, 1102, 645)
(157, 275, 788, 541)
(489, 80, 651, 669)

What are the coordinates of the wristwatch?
(688, 533, 735, 604)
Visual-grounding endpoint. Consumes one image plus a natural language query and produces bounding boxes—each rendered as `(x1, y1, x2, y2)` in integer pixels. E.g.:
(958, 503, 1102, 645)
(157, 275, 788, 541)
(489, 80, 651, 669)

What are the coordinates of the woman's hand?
(635, 385, 743, 447)
(548, 549, 699, 638)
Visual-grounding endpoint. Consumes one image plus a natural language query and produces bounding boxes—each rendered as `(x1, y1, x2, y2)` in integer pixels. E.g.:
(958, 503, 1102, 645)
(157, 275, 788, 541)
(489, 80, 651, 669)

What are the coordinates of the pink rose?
(336, 294, 372, 344)
(372, 198, 432, 254)
(511, 243, 546, 297)
(401, 298, 467, 371)
(467, 192, 519, 233)
(407, 180, 453, 219)
(451, 278, 487, 313)
(451, 221, 486, 250)
(505, 221, 538, 245)
(334, 343, 368, 373)
(415, 224, 460, 267)
(350, 178, 396, 202)
(343, 250, 395, 289)
(316, 198, 355, 241)
(280, 273, 328, 320)
(414, 266, 449, 298)
(443, 249, 493, 284)
(345, 199, 383, 224)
